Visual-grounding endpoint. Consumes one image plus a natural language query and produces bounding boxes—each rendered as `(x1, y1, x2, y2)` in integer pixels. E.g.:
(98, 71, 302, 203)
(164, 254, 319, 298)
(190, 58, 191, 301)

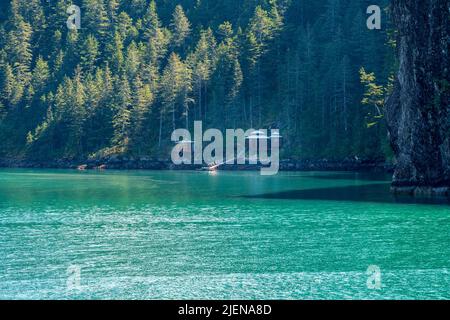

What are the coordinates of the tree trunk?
(198, 81, 202, 120)
(172, 102, 176, 131)
(386, 0, 450, 195)
(159, 110, 163, 148)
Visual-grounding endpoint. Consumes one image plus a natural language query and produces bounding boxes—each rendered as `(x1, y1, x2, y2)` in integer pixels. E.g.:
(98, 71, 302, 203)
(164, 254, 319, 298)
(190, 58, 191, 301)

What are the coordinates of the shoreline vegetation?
(0, 157, 392, 172)
(0, 0, 393, 176)
(0, 1, 447, 195)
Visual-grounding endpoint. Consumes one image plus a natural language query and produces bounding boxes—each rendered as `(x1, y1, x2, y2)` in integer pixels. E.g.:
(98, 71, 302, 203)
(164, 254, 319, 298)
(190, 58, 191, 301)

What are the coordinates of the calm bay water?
(0, 169, 449, 299)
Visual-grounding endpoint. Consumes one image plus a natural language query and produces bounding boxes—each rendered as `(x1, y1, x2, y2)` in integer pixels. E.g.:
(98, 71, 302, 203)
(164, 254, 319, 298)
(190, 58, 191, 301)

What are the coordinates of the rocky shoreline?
(0, 156, 393, 172)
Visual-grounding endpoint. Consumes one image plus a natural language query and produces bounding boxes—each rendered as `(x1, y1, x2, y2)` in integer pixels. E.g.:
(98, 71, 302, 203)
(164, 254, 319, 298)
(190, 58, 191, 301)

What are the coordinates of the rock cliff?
(386, 0, 450, 195)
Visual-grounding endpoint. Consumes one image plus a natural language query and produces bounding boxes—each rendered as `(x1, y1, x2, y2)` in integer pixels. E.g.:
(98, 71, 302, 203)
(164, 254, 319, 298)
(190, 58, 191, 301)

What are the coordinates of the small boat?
(200, 163, 220, 171)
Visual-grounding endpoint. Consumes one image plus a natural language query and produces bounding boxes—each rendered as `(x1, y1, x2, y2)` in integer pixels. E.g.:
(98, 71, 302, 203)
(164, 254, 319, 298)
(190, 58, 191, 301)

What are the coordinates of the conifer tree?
(159, 53, 192, 145)
(112, 75, 132, 152)
(187, 28, 216, 120)
(80, 35, 100, 74)
(130, 76, 153, 153)
(84, 0, 110, 42)
(170, 5, 191, 52)
(31, 56, 50, 94)
(142, 0, 161, 42)
(124, 41, 141, 80)
(1, 64, 15, 105)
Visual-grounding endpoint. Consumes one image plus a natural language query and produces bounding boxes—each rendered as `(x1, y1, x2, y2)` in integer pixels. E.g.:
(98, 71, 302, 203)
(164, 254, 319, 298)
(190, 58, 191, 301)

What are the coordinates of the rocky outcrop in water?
(386, 0, 450, 195)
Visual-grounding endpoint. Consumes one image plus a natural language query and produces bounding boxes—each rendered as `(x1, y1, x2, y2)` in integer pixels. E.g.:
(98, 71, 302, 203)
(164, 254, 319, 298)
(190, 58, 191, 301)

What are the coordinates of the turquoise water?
(0, 169, 449, 300)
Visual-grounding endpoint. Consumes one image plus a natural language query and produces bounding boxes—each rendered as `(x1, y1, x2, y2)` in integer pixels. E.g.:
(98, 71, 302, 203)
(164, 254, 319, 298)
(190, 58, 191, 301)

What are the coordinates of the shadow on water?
(244, 183, 450, 206)
(307, 172, 392, 182)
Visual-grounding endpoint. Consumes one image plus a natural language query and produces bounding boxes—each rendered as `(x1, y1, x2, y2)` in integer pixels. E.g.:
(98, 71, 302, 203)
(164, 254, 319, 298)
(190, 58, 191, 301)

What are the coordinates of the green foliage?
(0, 0, 392, 162)
(31, 56, 49, 93)
(80, 35, 100, 73)
(111, 74, 132, 152)
(170, 5, 191, 50)
(160, 53, 192, 132)
(0, 100, 5, 120)
(360, 67, 389, 127)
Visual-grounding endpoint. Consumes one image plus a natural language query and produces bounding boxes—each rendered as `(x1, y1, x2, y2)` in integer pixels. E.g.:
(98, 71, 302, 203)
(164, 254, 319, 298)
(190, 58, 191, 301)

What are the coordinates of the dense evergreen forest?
(0, 0, 393, 163)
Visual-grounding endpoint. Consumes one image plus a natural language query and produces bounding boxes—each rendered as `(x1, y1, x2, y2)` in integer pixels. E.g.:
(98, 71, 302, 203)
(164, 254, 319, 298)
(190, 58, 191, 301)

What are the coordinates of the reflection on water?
(308, 172, 392, 182)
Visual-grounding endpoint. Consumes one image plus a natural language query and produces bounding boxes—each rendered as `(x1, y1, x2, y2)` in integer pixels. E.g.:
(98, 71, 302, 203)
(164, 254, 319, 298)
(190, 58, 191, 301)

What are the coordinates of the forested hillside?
(0, 0, 392, 163)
